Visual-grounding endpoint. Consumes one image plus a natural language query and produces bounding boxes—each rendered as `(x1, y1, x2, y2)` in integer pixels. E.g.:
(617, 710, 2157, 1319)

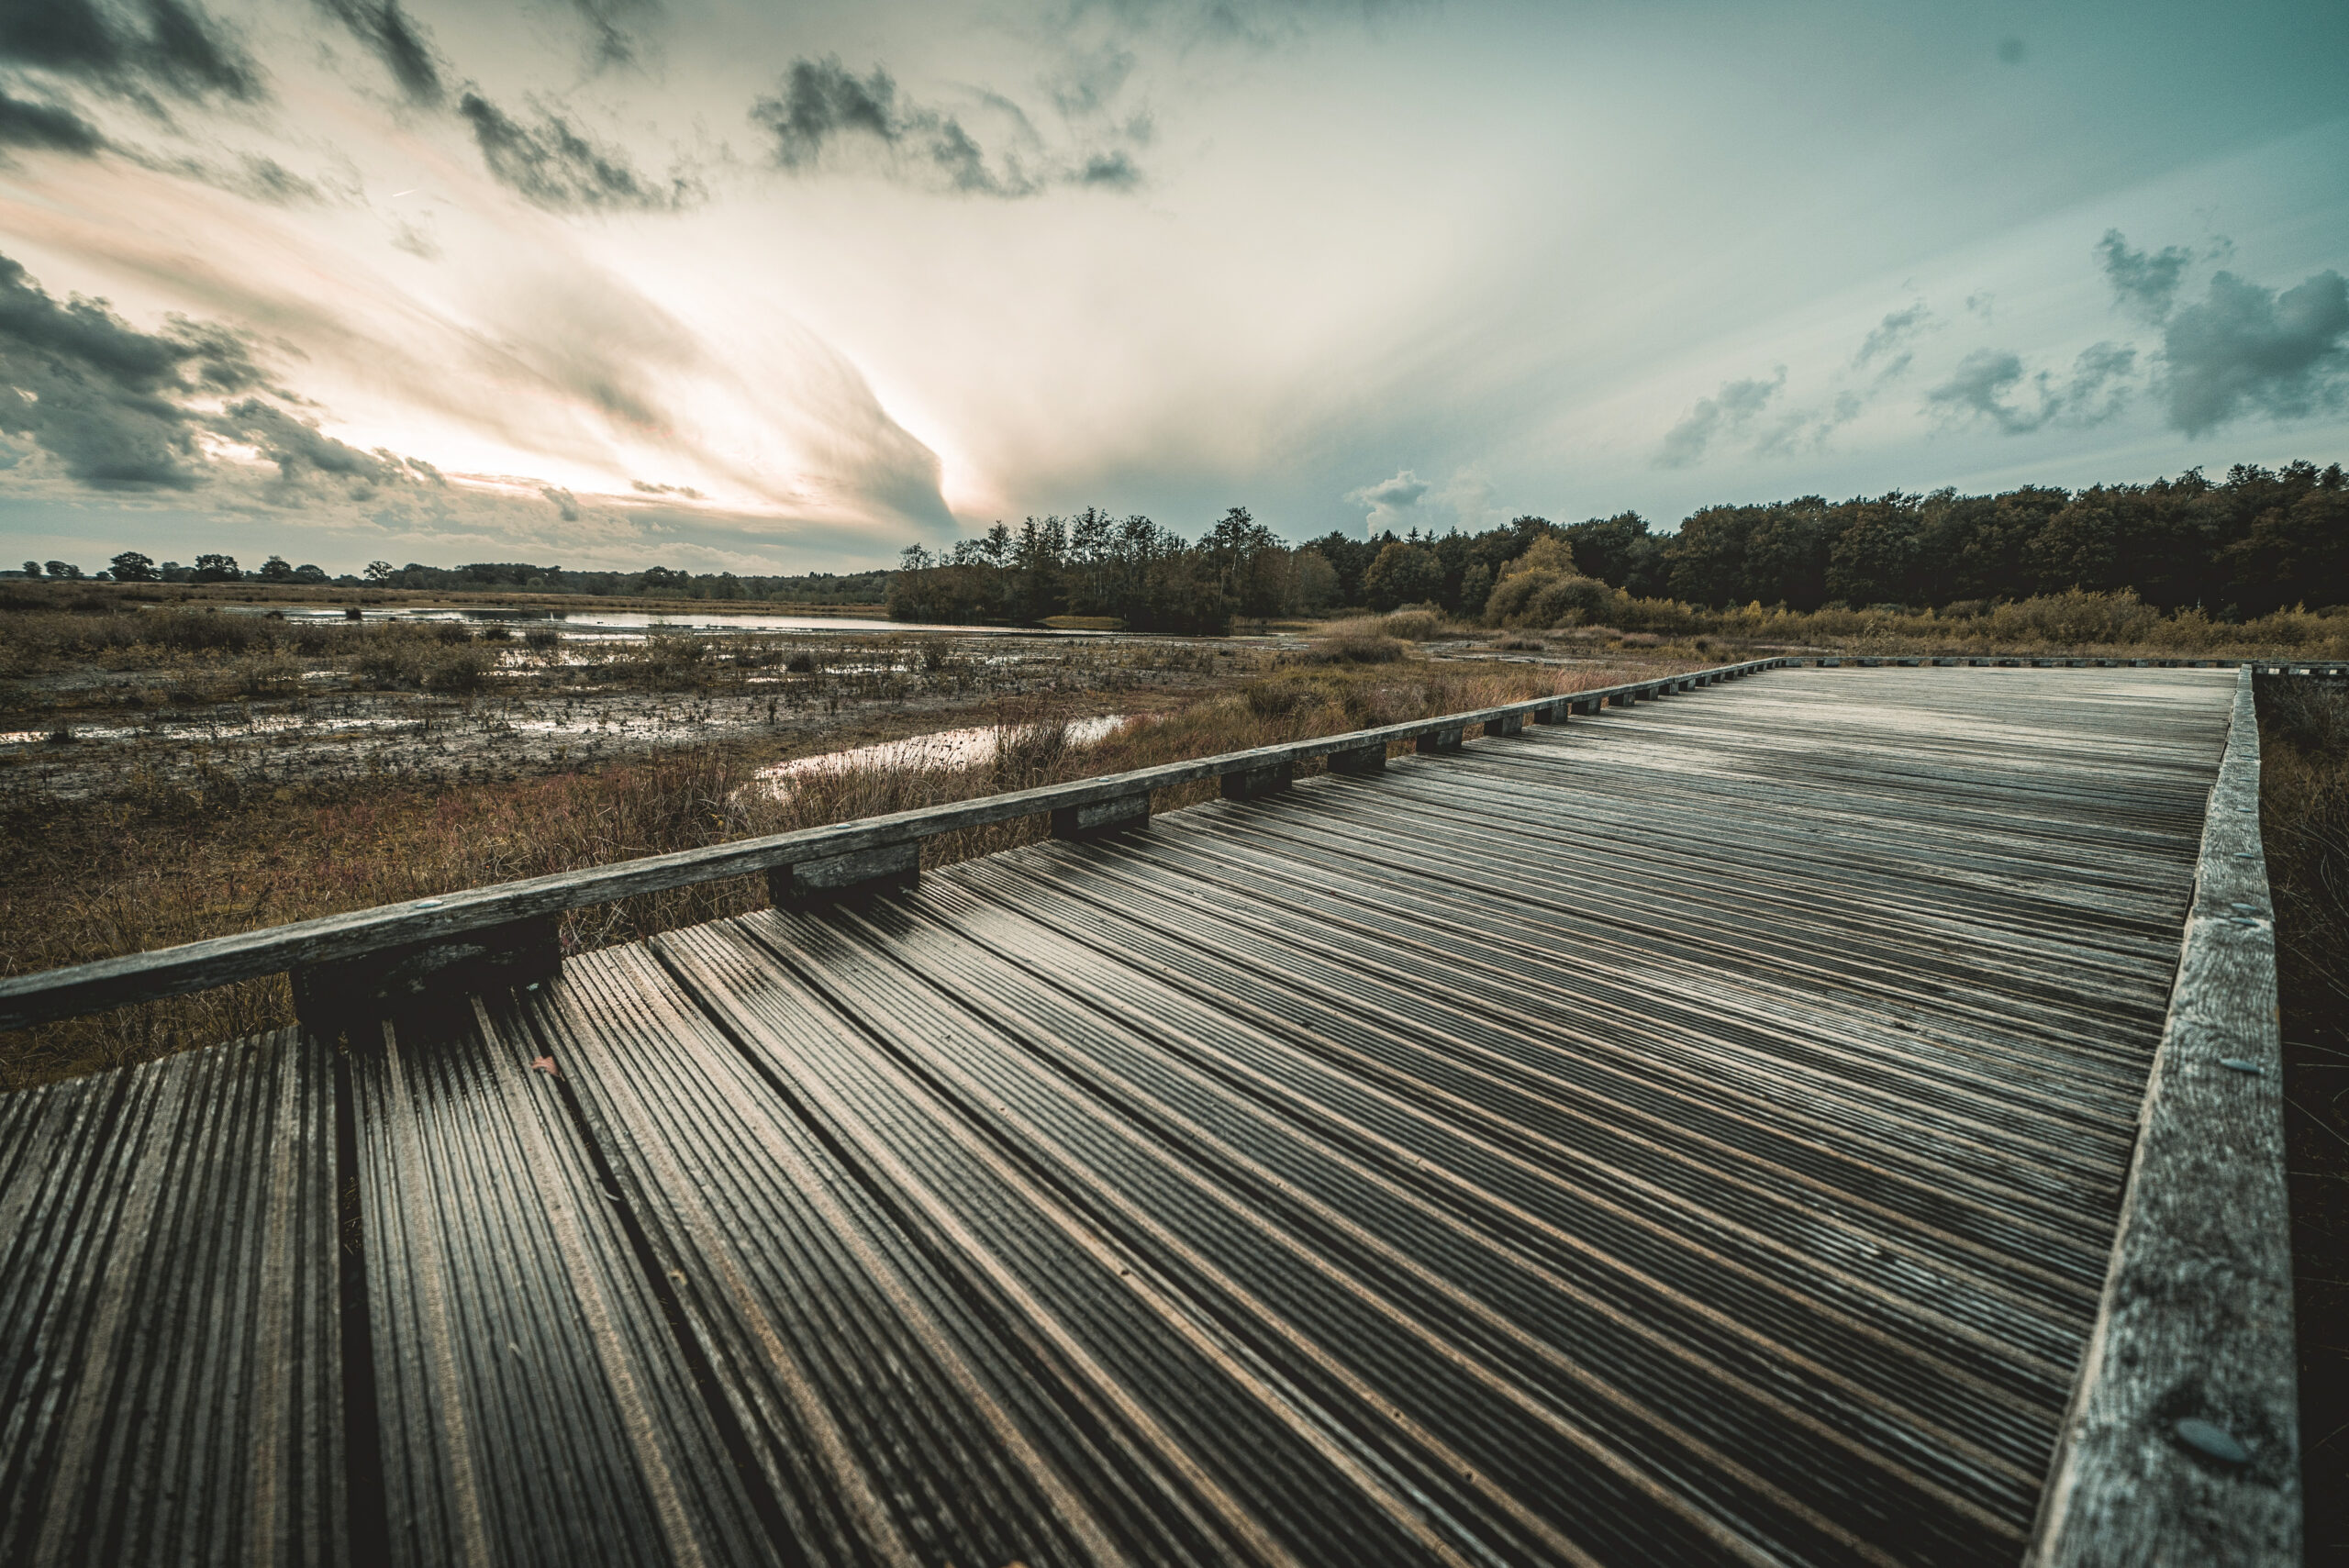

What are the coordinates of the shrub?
(1296, 632, 1407, 665)
(423, 647, 491, 692)
(1379, 608, 1449, 640)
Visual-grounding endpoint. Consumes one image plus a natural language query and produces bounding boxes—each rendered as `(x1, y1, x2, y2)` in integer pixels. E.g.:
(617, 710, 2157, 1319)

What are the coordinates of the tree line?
(1303, 461, 2347, 622)
(891, 462, 2344, 632)
(17, 553, 893, 605)
(887, 507, 1335, 634)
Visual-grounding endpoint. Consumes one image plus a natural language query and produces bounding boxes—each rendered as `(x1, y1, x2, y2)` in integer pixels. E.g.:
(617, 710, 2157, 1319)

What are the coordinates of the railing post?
(1415, 725, 1465, 753)
(291, 914, 562, 1036)
(1221, 762, 1293, 799)
(1327, 741, 1387, 775)
(1052, 793, 1151, 838)
(768, 842, 919, 905)
(1485, 713, 1525, 738)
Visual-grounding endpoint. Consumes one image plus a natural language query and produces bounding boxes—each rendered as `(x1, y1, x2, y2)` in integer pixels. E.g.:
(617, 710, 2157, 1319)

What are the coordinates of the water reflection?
(749, 715, 1132, 800)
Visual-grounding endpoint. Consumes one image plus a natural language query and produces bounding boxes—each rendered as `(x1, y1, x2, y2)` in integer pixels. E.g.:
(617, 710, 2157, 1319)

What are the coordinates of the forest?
(888, 461, 2347, 632)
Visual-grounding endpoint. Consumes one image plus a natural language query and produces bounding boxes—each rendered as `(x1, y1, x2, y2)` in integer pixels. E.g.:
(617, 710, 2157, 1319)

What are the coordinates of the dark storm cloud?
(0, 250, 441, 500)
(0, 250, 267, 486)
(217, 397, 401, 484)
(2091, 230, 2349, 433)
(750, 57, 1047, 197)
(1654, 371, 1783, 467)
(459, 91, 699, 211)
(312, 0, 443, 106)
(0, 0, 262, 104)
(2095, 229, 2192, 323)
(2161, 267, 2349, 435)
(0, 87, 104, 151)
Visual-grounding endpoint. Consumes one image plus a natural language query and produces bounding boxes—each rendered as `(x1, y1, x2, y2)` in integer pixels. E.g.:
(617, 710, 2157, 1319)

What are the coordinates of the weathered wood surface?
(0, 1029, 342, 1566)
(2029, 666, 2299, 1566)
(351, 1007, 772, 1568)
(4, 665, 2285, 1567)
(0, 659, 1783, 1032)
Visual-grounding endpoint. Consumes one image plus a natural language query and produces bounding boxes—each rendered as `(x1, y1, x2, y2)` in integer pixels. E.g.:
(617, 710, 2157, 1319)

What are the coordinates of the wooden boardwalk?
(1, 666, 2277, 1566)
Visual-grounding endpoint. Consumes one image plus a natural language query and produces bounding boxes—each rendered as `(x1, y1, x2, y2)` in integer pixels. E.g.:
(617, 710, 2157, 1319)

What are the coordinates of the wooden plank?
(2027, 667, 2299, 1566)
(350, 1006, 770, 1568)
(0, 1029, 342, 1566)
(0, 658, 1786, 1032)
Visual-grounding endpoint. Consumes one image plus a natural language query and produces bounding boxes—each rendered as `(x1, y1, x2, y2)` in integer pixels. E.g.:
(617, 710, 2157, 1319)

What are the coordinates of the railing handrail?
(0, 658, 1787, 1031)
(2026, 664, 2299, 1563)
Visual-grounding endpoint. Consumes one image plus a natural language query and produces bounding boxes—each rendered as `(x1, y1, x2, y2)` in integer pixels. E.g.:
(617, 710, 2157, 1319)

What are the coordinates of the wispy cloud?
(311, 0, 443, 106)
(1654, 370, 1784, 468)
(1925, 341, 2138, 434)
(458, 92, 699, 212)
(1, 0, 264, 106)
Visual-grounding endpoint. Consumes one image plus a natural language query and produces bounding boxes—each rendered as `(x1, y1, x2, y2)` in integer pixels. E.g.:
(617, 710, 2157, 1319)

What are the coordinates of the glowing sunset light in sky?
(1, 0, 2343, 573)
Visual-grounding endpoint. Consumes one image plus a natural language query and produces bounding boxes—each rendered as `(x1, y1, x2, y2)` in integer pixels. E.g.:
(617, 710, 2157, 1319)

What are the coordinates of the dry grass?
(2256, 676, 2349, 1551)
(0, 653, 1670, 1089)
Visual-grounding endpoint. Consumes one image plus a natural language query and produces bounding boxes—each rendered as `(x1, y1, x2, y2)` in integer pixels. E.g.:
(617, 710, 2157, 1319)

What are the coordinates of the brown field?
(2257, 676, 2349, 1554)
(0, 591, 1690, 1088)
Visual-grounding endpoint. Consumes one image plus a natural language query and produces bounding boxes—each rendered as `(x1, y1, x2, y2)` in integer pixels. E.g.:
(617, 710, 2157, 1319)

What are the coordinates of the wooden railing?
(0, 658, 1787, 1032)
(2028, 664, 2300, 1564)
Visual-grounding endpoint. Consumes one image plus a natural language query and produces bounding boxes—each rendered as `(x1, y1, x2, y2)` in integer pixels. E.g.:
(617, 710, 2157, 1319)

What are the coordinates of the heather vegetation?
(2255, 677, 2349, 1549)
(0, 651, 1668, 1088)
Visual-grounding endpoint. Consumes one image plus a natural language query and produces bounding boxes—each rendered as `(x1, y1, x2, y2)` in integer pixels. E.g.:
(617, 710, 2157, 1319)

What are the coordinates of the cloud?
(215, 397, 403, 485)
(1074, 150, 1140, 188)
(1927, 350, 2044, 432)
(0, 87, 103, 152)
(2161, 267, 2349, 434)
(0, 249, 270, 485)
(389, 215, 438, 259)
(1048, 42, 1136, 117)
(1854, 303, 1931, 376)
(312, 0, 443, 106)
(1344, 468, 1430, 532)
(540, 485, 580, 521)
(458, 92, 699, 212)
(2096, 229, 2192, 323)
(1927, 341, 2138, 434)
(749, 56, 1130, 197)
(563, 0, 661, 69)
(0, 0, 262, 105)
(2062, 340, 2136, 425)
(632, 479, 704, 499)
(0, 249, 464, 506)
(1654, 370, 1784, 467)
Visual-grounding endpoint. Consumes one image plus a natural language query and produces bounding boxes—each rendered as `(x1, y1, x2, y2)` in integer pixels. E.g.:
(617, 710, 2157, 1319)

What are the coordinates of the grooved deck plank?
(0, 665, 2258, 1567)
(0, 1029, 343, 1567)
(348, 1006, 774, 1568)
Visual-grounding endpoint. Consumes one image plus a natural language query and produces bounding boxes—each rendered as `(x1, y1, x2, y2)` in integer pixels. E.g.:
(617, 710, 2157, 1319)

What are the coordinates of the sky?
(2, 0, 2345, 576)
